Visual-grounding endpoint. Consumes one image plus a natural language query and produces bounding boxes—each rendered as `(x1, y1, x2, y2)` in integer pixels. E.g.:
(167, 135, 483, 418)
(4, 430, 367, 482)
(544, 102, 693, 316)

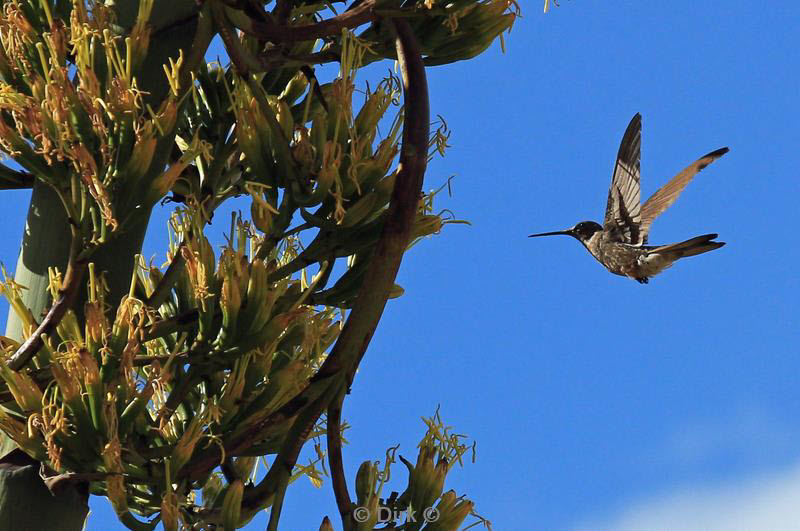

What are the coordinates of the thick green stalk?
(4, 182, 71, 343)
(0, 451, 89, 531)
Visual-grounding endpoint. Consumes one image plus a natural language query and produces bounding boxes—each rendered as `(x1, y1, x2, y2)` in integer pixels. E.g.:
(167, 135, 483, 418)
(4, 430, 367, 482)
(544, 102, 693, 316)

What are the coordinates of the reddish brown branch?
(43, 471, 118, 493)
(7, 247, 87, 371)
(230, 1, 377, 43)
(229, 16, 429, 515)
(327, 390, 353, 527)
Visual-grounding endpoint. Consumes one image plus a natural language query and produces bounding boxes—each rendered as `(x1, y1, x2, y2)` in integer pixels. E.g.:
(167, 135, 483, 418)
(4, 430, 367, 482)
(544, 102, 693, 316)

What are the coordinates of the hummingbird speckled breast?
(529, 113, 728, 284)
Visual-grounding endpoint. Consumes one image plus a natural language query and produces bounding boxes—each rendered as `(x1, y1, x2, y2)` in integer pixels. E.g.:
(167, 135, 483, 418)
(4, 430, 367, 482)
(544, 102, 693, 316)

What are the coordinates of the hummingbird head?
(570, 221, 604, 241)
(528, 221, 603, 243)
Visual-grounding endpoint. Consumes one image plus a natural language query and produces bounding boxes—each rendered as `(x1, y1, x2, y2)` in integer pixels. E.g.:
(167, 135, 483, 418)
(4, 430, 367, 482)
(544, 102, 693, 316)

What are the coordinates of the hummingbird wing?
(603, 113, 642, 244)
(638, 147, 729, 243)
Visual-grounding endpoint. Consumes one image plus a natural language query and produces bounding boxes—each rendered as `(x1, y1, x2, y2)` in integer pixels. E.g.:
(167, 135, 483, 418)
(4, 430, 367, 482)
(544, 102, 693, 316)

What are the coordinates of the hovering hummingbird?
(529, 113, 728, 284)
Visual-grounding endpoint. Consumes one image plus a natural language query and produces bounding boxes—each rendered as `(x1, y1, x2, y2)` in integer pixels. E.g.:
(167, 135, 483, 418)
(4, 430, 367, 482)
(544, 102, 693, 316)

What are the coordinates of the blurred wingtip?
(695, 147, 729, 170)
(707, 146, 730, 158)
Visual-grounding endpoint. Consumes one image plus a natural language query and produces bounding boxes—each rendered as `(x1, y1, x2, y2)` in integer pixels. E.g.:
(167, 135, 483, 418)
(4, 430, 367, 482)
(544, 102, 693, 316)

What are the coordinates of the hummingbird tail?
(651, 234, 725, 258)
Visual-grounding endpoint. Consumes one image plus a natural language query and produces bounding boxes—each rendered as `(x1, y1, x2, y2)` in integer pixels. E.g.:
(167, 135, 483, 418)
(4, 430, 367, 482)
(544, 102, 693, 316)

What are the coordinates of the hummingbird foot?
(635, 277, 649, 284)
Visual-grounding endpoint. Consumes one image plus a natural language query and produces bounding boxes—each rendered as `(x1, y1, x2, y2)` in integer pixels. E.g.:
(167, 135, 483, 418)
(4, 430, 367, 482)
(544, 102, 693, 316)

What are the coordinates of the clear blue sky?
(2, 1, 799, 529)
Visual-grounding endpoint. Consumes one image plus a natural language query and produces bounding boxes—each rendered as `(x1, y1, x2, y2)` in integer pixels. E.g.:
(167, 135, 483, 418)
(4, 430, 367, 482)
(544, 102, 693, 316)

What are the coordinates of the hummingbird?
(529, 113, 728, 284)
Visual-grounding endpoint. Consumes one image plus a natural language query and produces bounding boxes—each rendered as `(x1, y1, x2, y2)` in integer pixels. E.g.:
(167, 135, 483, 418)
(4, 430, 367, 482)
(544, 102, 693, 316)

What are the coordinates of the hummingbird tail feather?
(651, 234, 725, 258)
(678, 241, 725, 258)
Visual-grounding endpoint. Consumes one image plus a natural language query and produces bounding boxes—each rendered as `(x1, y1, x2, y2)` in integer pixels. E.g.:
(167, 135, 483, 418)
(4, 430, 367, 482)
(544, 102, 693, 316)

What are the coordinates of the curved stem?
(187, 15, 431, 517)
(227, 1, 377, 43)
(265, 471, 289, 531)
(327, 388, 353, 528)
(342, 16, 430, 383)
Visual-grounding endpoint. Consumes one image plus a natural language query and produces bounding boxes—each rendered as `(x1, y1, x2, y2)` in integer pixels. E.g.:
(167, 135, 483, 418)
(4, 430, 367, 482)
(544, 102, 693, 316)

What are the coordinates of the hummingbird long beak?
(528, 229, 574, 238)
